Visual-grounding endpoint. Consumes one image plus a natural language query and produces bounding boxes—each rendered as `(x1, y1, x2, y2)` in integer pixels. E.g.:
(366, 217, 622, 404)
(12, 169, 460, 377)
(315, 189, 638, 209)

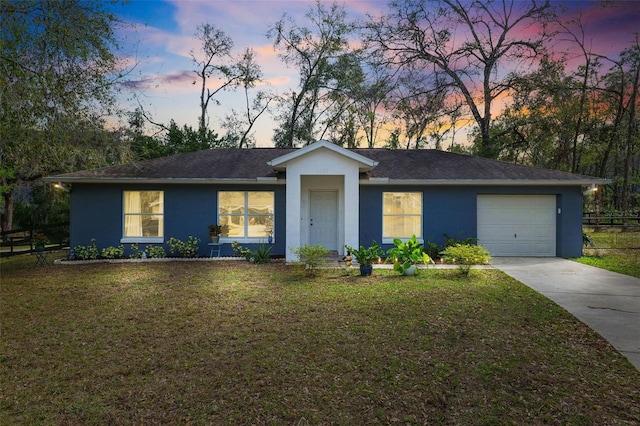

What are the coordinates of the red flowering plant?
(33, 232, 49, 247)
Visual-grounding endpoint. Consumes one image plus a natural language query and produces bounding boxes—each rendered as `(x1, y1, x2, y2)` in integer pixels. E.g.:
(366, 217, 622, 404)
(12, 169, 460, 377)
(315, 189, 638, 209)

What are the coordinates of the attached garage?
(477, 195, 556, 256)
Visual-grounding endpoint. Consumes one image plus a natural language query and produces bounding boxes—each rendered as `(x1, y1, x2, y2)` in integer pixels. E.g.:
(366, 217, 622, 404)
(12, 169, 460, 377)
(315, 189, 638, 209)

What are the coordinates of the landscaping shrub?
(250, 243, 273, 263)
(167, 236, 200, 258)
(101, 245, 124, 259)
(146, 245, 166, 258)
(424, 238, 440, 260)
(73, 240, 99, 260)
(440, 243, 491, 276)
(290, 244, 331, 275)
(443, 232, 478, 248)
(129, 243, 144, 259)
(232, 241, 253, 260)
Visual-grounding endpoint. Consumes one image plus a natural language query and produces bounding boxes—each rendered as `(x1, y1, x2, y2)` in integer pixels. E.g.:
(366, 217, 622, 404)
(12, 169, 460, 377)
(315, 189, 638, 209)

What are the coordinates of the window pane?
(141, 215, 162, 237)
(383, 192, 422, 239)
(219, 192, 244, 215)
(219, 191, 275, 239)
(248, 192, 274, 215)
(248, 214, 274, 237)
(124, 191, 163, 238)
(383, 192, 421, 214)
(383, 216, 421, 239)
(219, 215, 244, 237)
(140, 191, 163, 214)
(124, 215, 163, 238)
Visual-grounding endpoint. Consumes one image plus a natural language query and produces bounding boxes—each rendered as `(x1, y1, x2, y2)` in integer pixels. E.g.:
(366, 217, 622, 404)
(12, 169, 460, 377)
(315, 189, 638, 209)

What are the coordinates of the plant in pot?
(33, 232, 49, 251)
(344, 241, 383, 276)
(385, 235, 434, 276)
(208, 223, 228, 243)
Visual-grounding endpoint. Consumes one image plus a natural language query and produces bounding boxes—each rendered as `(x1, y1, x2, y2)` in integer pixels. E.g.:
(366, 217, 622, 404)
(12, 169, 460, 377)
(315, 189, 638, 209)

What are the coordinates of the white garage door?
(477, 195, 556, 256)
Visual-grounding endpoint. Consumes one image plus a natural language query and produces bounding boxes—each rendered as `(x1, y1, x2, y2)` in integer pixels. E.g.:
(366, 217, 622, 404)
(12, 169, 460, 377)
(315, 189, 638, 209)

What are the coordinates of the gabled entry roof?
(267, 140, 378, 172)
(47, 141, 608, 186)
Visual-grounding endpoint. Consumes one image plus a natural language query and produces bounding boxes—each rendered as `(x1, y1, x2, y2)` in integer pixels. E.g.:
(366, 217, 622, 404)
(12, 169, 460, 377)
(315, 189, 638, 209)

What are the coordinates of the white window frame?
(218, 191, 275, 243)
(120, 190, 164, 243)
(382, 192, 423, 244)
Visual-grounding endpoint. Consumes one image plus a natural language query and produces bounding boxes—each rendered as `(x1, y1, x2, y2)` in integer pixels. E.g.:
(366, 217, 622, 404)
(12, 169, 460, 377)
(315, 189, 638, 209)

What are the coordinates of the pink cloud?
(552, 2, 640, 58)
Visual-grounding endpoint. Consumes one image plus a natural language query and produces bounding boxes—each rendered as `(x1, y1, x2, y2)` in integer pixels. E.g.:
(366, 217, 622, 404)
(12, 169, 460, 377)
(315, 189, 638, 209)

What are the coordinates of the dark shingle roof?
(358, 149, 593, 181)
(49, 147, 603, 184)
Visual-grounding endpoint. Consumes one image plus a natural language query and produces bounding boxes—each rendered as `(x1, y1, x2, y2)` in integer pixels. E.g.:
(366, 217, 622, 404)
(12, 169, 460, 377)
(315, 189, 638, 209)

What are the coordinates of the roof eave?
(43, 176, 285, 185)
(362, 178, 611, 186)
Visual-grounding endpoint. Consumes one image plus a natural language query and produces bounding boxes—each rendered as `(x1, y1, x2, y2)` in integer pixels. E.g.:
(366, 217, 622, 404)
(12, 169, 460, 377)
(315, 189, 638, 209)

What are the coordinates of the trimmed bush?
(146, 245, 166, 258)
(101, 245, 125, 259)
(440, 244, 491, 276)
(167, 236, 200, 258)
(290, 244, 331, 275)
(73, 241, 99, 260)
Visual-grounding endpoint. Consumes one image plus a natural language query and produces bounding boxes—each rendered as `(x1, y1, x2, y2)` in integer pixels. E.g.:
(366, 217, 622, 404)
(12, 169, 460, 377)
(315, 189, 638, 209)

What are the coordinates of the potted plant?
(386, 235, 434, 275)
(33, 232, 49, 252)
(208, 223, 228, 243)
(344, 241, 383, 276)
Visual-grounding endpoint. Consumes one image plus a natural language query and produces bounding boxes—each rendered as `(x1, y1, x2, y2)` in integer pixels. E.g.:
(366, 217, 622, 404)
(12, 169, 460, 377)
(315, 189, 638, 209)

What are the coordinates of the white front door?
(477, 195, 556, 256)
(309, 190, 338, 250)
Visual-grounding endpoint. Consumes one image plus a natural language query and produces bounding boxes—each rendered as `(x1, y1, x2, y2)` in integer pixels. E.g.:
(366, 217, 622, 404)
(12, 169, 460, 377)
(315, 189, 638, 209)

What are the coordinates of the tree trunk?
(620, 64, 639, 226)
(1, 189, 14, 237)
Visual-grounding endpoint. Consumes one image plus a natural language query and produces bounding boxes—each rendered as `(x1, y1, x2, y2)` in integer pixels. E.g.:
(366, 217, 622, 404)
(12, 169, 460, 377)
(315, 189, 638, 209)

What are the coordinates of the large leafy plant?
(345, 241, 383, 266)
(386, 235, 433, 274)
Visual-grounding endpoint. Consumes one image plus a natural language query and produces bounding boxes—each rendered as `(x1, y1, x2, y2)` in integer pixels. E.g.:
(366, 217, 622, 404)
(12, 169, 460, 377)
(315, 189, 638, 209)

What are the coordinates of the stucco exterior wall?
(359, 184, 584, 258)
(70, 182, 585, 259)
(70, 183, 285, 257)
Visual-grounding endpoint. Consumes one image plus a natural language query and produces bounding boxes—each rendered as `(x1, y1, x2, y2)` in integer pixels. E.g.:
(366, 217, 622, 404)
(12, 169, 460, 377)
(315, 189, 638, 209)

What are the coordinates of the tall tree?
(617, 41, 640, 218)
(268, 1, 355, 147)
(349, 60, 396, 148)
(388, 69, 449, 149)
(219, 49, 274, 148)
(191, 24, 261, 136)
(0, 0, 128, 232)
(367, 0, 551, 158)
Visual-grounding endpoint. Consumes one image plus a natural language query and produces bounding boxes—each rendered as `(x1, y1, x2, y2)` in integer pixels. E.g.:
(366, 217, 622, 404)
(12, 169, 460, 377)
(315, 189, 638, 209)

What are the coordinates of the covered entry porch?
(267, 141, 378, 262)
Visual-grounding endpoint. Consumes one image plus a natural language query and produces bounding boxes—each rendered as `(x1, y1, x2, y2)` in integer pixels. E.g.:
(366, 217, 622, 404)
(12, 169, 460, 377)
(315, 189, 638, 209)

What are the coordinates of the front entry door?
(309, 190, 338, 251)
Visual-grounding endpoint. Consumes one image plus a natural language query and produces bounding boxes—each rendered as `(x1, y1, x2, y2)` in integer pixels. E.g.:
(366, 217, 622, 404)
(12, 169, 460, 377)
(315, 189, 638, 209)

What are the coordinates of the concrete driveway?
(491, 257, 640, 372)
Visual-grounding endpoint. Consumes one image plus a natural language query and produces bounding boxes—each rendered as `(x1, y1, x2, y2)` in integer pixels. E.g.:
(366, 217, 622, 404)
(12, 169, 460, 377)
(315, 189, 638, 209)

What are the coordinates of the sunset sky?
(109, 0, 640, 147)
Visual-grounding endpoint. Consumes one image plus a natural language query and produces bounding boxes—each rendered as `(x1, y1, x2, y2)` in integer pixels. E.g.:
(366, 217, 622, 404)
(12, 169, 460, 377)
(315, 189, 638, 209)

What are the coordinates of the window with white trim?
(382, 192, 422, 239)
(219, 191, 274, 239)
(123, 191, 164, 240)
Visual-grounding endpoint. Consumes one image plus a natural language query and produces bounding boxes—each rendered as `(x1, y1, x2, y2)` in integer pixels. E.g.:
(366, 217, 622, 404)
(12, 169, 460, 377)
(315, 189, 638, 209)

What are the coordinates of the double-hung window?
(122, 190, 164, 242)
(382, 192, 422, 241)
(219, 191, 274, 240)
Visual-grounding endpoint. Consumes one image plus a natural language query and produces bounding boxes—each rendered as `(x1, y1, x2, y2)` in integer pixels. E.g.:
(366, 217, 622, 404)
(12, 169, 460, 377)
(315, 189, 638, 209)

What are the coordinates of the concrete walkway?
(491, 257, 640, 371)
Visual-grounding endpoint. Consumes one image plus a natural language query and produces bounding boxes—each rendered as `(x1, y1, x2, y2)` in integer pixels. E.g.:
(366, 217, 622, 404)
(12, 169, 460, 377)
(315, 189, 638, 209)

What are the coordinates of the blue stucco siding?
(71, 181, 584, 259)
(70, 184, 123, 249)
(359, 185, 585, 258)
(70, 183, 286, 257)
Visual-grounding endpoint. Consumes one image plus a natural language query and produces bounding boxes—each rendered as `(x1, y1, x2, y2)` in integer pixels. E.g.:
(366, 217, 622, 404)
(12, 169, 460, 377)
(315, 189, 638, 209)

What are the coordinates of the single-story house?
(47, 140, 607, 260)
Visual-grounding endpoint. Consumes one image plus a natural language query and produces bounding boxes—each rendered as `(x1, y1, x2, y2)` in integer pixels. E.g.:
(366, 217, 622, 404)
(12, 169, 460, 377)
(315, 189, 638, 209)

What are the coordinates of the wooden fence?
(0, 223, 70, 257)
(583, 212, 640, 229)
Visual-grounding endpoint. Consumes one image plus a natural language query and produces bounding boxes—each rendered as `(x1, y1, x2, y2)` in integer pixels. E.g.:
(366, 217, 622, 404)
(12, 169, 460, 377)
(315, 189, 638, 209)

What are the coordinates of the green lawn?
(1, 257, 639, 424)
(577, 230, 640, 278)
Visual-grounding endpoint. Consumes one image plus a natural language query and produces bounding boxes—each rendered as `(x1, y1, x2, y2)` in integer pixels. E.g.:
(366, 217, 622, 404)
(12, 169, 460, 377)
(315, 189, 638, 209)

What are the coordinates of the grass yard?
(1, 257, 639, 425)
(577, 229, 640, 278)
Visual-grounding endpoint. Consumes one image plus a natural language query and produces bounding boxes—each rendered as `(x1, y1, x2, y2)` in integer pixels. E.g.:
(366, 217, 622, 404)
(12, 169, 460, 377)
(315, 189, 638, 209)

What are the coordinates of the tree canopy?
(0, 0, 129, 231)
(2, 0, 638, 225)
